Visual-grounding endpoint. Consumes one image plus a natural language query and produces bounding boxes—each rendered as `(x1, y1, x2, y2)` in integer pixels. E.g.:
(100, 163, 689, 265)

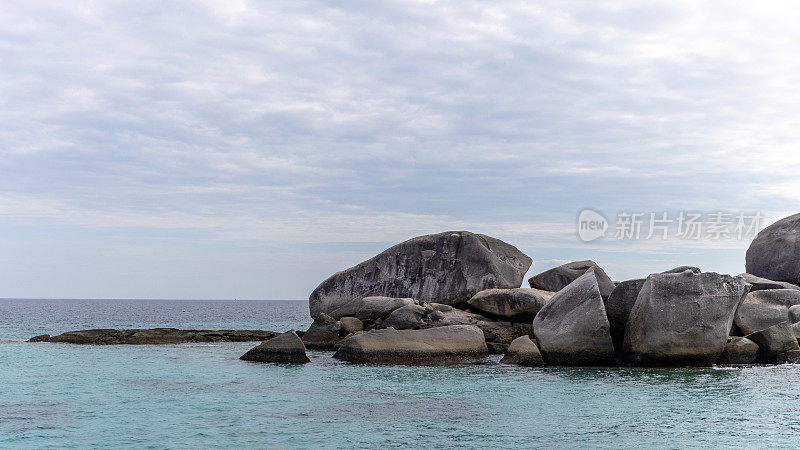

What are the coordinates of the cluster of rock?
(250, 216, 800, 367)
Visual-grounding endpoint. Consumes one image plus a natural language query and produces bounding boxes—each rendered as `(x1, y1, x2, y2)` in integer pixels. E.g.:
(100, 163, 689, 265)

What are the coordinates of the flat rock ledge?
(333, 325, 489, 365)
(27, 328, 280, 345)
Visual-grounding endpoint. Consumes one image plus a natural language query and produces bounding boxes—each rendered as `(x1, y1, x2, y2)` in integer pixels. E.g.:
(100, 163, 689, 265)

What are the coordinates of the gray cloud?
(1, 1, 799, 298)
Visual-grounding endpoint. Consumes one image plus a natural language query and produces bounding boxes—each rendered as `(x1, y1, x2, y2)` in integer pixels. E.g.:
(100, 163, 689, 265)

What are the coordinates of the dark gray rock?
(528, 260, 616, 301)
(240, 330, 310, 363)
(28, 328, 279, 345)
(339, 317, 363, 335)
(663, 266, 701, 274)
(301, 314, 341, 350)
(605, 278, 646, 354)
(532, 269, 615, 366)
(717, 337, 759, 365)
(499, 335, 544, 366)
(790, 305, 800, 324)
(466, 288, 554, 322)
(746, 213, 800, 285)
(746, 322, 800, 364)
(426, 304, 532, 353)
(733, 289, 800, 335)
(621, 272, 749, 366)
(309, 231, 532, 320)
(333, 325, 489, 364)
(383, 304, 427, 330)
(738, 273, 800, 292)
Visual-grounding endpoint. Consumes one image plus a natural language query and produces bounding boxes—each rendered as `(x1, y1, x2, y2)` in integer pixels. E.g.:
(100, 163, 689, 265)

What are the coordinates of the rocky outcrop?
(27, 328, 279, 345)
(733, 289, 800, 335)
(240, 330, 310, 363)
(422, 304, 532, 353)
(384, 304, 427, 329)
(739, 273, 800, 292)
(746, 213, 800, 285)
(466, 288, 554, 322)
(604, 278, 646, 354)
(339, 317, 363, 335)
(301, 314, 342, 350)
(746, 322, 800, 364)
(528, 260, 615, 301)
(532, 269, 615, 366)
(310, 296, 416, 322)
(309, 231, 532, 320)
(717, 337, 759, 365)
(332, 325, 489, 364)
(499, 335, 544, 366)
(621, 271, 749, 366)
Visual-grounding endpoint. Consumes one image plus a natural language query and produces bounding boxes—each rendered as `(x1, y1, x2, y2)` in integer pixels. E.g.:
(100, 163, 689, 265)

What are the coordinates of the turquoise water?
(3, 300, 800, 448)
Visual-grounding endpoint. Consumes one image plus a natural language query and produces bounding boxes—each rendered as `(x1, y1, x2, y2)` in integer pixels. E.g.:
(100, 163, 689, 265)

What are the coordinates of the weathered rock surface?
(739, 273, 800, 292)
(789, 305, 800, 324)
(621, 271, 749, 366)
(717, 337, 759, 365)
(339, 317, 364, 335)
(466, 288, 554, 322)
(532, 269, 615, 366)
(301, 314, 341, 350)
(384, 304, 427, 330)
(239, 330, 310, 363)
(746, 322, 800, 364)
(333, 325, 489, 364)
(605, 278, 646, 354)
(27, 328, 279, 345)
(663, 266, 701, 274)
(499, 335, 544, 366)
(423, 304, 532, 353)
(734, 289, 800, 335)
(309, 231, 532, 320)
(528, 260, 616, 300)
(746, 213, 800, 285)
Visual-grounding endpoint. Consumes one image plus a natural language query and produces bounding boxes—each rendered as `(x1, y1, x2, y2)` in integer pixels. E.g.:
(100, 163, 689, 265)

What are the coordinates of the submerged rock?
(240, 330, 310, 364)
(309, 231, 532, 320)
(499, 335, 544, 367)
(734, 289, 800, 335)
(528, 260, 616, 301)
(746, 322, 800, 364)
(333, 325, 489, 365)
(746, 213, 800, 285)
(466, 288, 554, 322)
(532, 269, 615, 366)
(717, 337, 759, 365)
(28, 328, 279, 345)
(621, 272, 749, 366)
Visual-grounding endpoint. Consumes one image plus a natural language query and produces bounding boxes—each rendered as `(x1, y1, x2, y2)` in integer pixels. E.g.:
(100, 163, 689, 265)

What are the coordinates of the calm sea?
(2, 299, 800, 449)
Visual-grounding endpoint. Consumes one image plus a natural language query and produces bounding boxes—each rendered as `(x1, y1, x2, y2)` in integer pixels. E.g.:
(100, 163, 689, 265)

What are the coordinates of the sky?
(1, 0, 800, 299)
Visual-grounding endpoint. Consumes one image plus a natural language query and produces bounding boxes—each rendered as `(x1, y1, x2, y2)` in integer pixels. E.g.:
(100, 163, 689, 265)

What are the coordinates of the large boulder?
(746, 213, 800, 285)
(332, 325, 489, 364)
(528, 260, 615, 300)
(739, 273, 800, 291)
(240, 330, 310, 363)
(309, 232, 532, 320)
(621, 272, 749, 366)
(716, 337, 759, 365)
(500, 336, 544, 366)
(746, 322, 800, 364)
(466, 288, 554, 322)
(308, 295, 416, 322)
(301, 314, 341, 350)
(733, 289, 800, 335)
(532, 269, 615, 366)
(604, 278, 646, 354)
(383, 304, 427, 330)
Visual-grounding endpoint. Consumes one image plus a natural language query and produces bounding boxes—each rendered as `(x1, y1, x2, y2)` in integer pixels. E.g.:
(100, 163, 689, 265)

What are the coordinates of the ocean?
(2, 299, 800, 449)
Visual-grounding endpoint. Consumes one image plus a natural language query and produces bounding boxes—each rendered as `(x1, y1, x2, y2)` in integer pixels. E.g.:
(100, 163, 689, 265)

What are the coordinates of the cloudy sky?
(1, 0, 799, 299)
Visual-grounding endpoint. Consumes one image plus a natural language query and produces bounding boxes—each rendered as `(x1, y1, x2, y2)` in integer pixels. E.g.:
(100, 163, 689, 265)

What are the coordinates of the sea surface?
(2, 299, 800, 449)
